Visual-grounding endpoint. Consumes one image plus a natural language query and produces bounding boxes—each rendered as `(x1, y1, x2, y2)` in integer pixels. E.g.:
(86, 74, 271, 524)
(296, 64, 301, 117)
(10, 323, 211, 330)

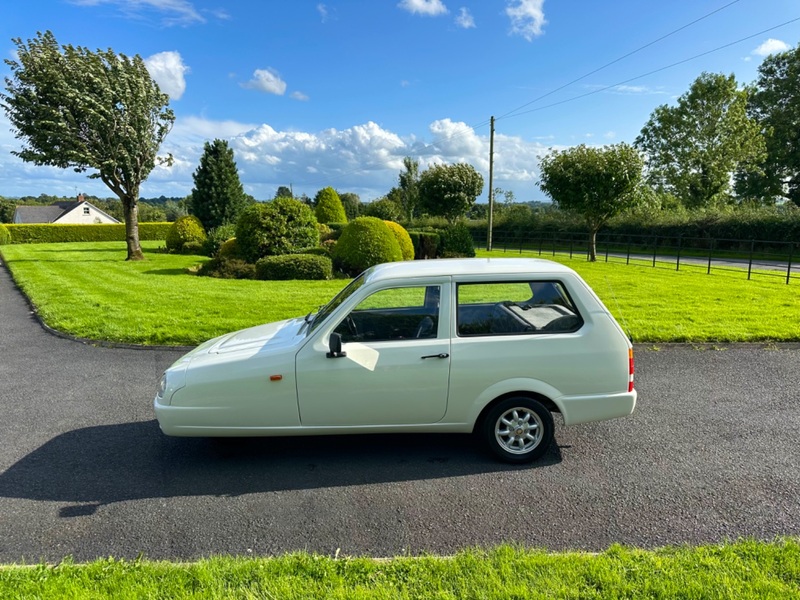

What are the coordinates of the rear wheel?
(481, 396, 554, 463)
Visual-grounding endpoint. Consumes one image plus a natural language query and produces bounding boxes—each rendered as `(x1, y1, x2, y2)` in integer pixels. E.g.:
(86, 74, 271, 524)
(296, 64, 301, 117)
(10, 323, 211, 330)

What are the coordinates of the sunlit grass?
(1, 540, 798, 599)
(477, 249, 800, 343)
(2, 242, 799, 345)
(1, 242, 343, 345)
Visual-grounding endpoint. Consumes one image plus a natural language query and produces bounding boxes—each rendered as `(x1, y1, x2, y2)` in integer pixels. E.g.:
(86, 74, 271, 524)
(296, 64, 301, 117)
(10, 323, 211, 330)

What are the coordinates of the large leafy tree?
(635, 72, 765, 208)
(190, 139, 249, 231)
(418, 163, 484, 223)
(1, 31, 174, 260)
(737, 45, 800, 206)
(339, 192, 361, 221)
(538, 143, 644, 261)
(274, 185, 293, 199)
(398, 156, 420, 221)
(0, 198, 15, 223)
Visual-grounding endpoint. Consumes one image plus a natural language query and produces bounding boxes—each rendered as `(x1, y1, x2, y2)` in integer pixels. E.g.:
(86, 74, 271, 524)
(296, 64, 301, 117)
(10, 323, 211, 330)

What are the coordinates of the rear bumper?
(558, 390, 637, 426)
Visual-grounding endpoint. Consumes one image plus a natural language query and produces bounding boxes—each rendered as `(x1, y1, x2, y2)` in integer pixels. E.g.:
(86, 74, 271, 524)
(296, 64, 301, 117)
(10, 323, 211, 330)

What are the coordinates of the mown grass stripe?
(2, 242, 799, 345)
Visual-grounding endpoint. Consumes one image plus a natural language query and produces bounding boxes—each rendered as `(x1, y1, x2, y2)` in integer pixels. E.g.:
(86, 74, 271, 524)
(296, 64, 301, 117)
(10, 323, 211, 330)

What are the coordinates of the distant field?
(1, 242, 799, 345)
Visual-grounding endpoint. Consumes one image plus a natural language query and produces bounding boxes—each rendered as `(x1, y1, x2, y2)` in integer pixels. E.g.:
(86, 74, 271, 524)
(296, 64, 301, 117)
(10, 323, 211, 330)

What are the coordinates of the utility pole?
(486, 115, 495, 252)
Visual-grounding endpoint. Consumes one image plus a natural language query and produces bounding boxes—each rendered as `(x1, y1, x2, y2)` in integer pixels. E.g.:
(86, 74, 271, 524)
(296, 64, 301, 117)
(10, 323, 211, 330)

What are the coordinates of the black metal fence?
(472, 230, 798, 284)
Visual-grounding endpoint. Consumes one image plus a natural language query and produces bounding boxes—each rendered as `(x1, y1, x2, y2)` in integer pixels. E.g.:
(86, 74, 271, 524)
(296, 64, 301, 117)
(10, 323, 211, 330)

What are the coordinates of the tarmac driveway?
(1, 259, 799, 562)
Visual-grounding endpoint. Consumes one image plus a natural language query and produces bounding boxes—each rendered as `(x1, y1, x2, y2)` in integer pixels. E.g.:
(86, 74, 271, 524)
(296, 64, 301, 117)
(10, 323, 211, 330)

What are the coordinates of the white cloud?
(506, 0, 546, 41)
(0, 112, 553, 202)
(223, 119, 550, 200)
(69, 0, 206, 26)
(169, 116, 258, 143)
(398, 0, 448, 17)
(455, 7, 475, 29)
(752, 38, 790, 57)
(144, 51, 189, 99)
(317, 3, 328, 21)
(241, 68, 287, 95)
(604, 131, 616, 139)
(291, 91, 310, 101)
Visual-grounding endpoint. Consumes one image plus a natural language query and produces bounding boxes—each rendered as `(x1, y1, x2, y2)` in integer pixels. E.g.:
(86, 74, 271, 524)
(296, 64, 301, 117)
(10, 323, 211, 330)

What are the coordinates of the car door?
(295, 281, 451, 427)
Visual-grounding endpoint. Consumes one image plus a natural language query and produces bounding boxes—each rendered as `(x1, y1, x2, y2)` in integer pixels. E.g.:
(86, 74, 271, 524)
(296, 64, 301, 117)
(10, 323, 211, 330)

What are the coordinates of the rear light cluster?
(628, 348, 635, 393)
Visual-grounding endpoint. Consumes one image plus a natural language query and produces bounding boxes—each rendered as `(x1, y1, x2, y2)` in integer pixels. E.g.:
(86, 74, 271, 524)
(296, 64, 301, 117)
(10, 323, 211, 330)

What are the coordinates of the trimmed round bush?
(297, 246, 330, 257)
(321, 238, 336, 255)
(236, 198, 319, 263)
(256, 254, 333, 280)
(197, 257, 256, 279)
(383, 220, 415, 261)
(201, 223, 237, 257)
(327, 223, 346, 240)
(166, 215, 207, 253)
(314, 187, 347, 224)
(181, 240, 204, 255)
(332, 216, 403, 276)
(439, 221, 475, 258)
(218, 237, 240, 259)
(408, 231, 440, 259)
(317, 222, 334, 242)
(0, 223, 10, 245)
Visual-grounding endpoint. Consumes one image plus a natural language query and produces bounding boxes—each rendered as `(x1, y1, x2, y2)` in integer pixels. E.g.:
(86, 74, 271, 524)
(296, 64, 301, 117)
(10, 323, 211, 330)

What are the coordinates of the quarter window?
(457, 281, 582, 336)
(335, 285, 440, 343)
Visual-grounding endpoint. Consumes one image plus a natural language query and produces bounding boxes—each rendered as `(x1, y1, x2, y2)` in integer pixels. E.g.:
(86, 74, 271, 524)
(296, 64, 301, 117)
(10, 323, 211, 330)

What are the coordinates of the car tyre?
(481, 396, 554, 463)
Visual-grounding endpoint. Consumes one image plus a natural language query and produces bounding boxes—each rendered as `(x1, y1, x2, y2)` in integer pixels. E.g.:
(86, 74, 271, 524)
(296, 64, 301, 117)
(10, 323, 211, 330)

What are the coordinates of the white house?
(13, 195, 120, 225)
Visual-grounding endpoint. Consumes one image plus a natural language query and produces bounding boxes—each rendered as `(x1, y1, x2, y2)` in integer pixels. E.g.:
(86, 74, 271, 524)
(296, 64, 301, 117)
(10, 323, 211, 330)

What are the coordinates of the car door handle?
(421, 353, 449, 359)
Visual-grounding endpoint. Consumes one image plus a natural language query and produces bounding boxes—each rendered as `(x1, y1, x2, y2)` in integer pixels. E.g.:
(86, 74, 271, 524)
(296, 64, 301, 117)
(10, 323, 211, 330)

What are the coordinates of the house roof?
(13, 201, 119, 224)
(14, 203, 78, 224)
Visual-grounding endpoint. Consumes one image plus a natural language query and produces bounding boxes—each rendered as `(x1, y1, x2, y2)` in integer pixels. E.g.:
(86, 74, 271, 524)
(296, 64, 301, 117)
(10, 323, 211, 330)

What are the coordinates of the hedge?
(5, 223, 172, 244)
(465, 206, 800, 250)
(255, 253, 333, 280)
(408, 231, 440, 259)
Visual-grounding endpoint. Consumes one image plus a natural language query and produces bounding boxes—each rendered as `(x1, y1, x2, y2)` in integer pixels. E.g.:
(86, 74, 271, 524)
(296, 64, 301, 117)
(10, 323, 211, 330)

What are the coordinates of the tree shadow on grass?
(141, 268, 197, 276)
(0, 420, 562, 517)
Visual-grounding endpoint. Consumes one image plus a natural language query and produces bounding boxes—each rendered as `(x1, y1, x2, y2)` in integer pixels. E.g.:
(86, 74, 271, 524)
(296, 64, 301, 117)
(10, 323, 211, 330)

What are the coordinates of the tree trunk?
(588, 227, 598, 262)
(122, 194, 144, 261)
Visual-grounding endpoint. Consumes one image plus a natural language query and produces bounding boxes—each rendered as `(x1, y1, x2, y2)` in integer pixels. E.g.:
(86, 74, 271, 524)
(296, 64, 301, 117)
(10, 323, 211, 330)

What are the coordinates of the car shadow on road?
(0, 420, 562, 517)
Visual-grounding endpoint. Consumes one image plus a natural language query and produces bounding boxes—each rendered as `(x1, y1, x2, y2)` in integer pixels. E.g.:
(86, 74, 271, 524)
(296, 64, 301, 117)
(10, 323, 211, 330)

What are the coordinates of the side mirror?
(326, 332, 347, 358)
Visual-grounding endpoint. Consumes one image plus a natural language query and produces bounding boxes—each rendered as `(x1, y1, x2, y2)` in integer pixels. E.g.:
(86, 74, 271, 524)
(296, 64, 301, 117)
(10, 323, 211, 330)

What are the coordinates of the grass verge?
(1, 541, 798, 599)
(1, 242, 799, 345)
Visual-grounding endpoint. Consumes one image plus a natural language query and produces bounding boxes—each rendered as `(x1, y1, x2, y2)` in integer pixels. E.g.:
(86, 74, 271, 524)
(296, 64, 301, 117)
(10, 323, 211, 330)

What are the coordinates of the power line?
(436, 0, 743, 147)
(497, 15, 800, 122)
(496, 0, 743, 121)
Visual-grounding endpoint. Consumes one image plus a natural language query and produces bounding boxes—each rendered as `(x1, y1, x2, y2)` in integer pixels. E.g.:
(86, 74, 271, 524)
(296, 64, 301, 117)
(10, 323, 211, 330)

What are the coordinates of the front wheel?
(481, 397, 554, 463)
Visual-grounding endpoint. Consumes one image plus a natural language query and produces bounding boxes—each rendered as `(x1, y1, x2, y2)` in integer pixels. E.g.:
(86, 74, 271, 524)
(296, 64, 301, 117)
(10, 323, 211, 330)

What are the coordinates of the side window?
(335, 285, 440, 343)
(457, 281, 582, 336)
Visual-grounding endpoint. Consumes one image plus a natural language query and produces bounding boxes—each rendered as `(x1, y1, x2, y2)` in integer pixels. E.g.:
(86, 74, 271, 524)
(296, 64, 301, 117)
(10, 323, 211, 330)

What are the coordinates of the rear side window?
(457, 281, 582, 336)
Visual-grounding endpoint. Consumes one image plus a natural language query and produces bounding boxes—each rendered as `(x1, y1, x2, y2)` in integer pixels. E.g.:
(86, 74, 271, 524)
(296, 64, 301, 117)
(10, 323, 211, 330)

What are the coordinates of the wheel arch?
(472, 390, 560, 434)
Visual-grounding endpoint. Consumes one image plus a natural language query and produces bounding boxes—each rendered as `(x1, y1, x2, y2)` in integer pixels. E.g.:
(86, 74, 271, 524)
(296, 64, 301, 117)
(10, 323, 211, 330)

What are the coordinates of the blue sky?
(1, 0, 799, 203)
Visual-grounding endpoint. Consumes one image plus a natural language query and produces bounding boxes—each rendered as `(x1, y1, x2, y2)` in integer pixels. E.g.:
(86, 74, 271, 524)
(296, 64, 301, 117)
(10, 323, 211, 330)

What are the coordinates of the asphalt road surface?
(1, 260, 799, 563)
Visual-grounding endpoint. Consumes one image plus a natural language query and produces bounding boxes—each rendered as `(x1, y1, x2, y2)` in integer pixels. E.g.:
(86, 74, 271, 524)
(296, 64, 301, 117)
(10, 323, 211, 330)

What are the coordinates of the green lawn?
(0, 242, 342, 345)
(1, 241, 798, 345)
(1, 541, 798, 599)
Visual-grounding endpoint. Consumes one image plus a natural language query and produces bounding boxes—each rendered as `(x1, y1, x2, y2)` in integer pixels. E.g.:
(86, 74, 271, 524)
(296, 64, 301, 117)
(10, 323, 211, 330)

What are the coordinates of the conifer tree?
(190, 139, 248, 231)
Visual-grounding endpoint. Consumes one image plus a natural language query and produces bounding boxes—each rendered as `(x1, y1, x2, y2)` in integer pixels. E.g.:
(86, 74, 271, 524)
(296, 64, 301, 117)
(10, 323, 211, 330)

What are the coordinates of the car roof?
(363, 257, 578, 284)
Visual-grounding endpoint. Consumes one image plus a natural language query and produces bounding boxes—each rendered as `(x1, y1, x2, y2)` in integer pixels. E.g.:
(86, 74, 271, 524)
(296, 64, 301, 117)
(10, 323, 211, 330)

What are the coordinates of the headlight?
(156, 373, 167, 399)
